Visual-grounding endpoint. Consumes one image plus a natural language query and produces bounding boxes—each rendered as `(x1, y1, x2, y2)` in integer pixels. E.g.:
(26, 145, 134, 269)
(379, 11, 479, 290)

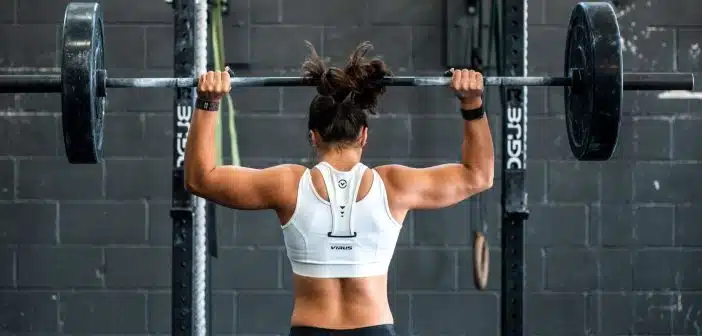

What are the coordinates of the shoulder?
(247, 164, 307, 191)
(268, 163, 307, 173)
(262, 164, 307, 207)
(266, 164, 307, 181)
(372, 164, 415, 189)
(371, 164, 418, 211)
(374, 164, 412, 179)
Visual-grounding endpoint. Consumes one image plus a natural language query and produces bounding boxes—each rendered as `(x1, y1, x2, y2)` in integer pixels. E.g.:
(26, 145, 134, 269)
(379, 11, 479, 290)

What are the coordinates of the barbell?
(0, 2, 695, 163)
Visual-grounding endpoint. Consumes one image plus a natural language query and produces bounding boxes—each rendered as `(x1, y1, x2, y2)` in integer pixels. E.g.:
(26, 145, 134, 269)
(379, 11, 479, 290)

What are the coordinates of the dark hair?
(302, 41, 391, 147)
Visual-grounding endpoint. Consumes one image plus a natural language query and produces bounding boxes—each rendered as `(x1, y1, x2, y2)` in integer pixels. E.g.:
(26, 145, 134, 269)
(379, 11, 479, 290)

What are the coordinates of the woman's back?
(279, 162, 406, 329)
(290, 274, 392, 329)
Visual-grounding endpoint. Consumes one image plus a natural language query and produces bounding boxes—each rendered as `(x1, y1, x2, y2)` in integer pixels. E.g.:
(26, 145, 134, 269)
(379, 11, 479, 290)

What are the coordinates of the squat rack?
(451, 0, 529, 333)
(169, 0, 218, 335)
(499, 0, 529, 335)
(169, 0, 197, 333)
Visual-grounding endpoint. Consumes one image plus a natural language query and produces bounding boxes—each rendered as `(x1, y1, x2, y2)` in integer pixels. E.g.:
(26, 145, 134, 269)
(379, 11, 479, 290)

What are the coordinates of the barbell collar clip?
(96, 69, 107, 97)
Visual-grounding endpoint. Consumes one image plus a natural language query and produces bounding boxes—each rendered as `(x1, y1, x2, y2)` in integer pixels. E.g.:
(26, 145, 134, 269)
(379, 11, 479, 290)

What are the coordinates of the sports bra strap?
(315, 162, 367, 238)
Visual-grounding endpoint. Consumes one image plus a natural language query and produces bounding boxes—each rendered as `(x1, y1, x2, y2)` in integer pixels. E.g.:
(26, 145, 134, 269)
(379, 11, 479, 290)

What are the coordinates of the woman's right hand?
(449, 68, 484, 109)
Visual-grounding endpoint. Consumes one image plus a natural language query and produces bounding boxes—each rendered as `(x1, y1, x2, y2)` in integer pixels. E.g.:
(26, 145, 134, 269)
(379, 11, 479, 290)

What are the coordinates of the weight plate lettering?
(564, 2, 623, 161)
(61, 3, 106, 164)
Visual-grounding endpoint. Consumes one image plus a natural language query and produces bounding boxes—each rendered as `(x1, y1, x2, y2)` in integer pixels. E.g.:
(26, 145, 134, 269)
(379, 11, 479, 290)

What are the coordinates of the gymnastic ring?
(472, 231, 489, 290)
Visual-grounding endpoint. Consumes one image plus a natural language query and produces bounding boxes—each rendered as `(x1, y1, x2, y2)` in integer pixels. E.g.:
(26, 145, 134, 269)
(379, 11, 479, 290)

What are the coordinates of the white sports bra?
(281, 162, 402, 278)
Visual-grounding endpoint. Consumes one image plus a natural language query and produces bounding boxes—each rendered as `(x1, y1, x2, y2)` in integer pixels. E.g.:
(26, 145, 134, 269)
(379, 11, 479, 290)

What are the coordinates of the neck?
(318, 147, 362, 170)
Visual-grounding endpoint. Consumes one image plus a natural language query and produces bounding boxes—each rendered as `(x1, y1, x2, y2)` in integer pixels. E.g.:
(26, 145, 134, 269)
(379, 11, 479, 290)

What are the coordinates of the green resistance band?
(211, 1, 240, 167)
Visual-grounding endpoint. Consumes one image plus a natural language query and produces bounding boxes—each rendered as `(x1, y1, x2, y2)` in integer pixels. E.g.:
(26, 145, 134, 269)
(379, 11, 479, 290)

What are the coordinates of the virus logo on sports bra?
(338, 179, 348, 189)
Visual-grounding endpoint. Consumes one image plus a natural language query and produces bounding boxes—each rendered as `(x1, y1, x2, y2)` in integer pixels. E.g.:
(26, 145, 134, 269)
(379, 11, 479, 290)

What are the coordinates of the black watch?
(196, 98, 220, 111)
(461, 106, 485, 121)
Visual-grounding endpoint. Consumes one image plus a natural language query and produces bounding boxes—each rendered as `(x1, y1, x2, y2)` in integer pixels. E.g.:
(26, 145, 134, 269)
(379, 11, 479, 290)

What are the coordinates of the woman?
(184, 41, 494, 336)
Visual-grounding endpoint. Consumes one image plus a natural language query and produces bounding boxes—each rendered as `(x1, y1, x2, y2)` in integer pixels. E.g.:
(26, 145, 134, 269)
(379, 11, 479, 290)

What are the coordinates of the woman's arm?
(183, 70, 296, 210)
(378, 69, 494, 210)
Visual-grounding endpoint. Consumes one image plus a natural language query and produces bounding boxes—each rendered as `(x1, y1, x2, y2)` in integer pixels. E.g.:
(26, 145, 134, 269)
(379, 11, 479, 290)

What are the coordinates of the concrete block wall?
(0, 0, 701, 334)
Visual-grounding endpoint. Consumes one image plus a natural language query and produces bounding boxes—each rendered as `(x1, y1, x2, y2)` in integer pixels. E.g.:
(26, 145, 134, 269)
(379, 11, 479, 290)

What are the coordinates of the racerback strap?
(315, 162, 367, 238)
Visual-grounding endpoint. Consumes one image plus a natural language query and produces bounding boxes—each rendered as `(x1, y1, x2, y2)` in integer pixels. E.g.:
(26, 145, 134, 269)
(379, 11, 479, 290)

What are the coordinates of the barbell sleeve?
(0, 75, 62, 93)
(623, 72, 694, 91)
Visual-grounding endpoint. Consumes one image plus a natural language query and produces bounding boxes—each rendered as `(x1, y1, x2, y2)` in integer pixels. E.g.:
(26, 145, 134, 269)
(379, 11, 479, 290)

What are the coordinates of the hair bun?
(319, 68, 350, 98)
(342, 42, 391, 114)
(302, 40, 390, 117)
(301, 41, 355, 101)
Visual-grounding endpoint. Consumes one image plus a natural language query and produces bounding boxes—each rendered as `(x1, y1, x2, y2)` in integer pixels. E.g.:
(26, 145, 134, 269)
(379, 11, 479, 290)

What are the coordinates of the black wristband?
(461, 106, 485, 121)
(195, 98, 220, 111)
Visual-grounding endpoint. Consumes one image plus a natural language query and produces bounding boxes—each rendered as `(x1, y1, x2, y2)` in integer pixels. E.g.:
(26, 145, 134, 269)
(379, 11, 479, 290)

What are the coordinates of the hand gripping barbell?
(0, 2, 695, 163)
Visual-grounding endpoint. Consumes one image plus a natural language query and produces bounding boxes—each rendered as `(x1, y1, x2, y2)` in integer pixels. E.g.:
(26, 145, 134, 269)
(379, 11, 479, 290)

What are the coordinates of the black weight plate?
(564, 2, 623, 161)
(61, 3, 106, 164)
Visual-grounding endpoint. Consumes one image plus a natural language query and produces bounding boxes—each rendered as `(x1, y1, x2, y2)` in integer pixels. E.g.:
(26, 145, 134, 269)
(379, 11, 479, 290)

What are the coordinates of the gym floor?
(1, 0, 702, 335)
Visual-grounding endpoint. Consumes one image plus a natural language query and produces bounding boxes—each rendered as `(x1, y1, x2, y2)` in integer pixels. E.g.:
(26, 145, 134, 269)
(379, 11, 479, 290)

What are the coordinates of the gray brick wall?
(1, 0, 701, 335)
